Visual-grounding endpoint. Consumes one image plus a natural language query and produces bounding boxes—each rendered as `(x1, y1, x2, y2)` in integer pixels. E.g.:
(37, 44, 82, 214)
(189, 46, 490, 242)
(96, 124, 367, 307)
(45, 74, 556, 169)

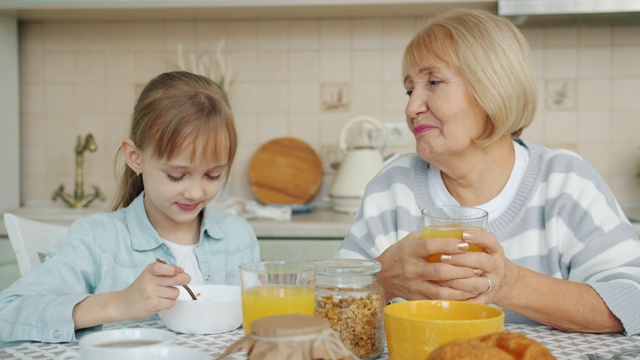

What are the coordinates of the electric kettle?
(329, 115, 387, 213)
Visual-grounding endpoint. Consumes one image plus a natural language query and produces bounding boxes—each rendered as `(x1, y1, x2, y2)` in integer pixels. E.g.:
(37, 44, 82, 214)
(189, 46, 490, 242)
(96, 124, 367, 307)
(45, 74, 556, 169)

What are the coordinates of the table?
(1, 321, 639, 360)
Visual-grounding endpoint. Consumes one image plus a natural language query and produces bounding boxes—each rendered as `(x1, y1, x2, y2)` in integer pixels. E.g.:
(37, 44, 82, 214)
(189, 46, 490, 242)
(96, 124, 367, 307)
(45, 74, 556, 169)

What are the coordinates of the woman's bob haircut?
(403, 9, 537, 145)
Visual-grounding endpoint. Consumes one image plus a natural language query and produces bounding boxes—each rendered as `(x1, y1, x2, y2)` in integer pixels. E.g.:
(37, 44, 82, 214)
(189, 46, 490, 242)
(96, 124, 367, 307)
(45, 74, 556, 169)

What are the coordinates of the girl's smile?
(176, 202, 200, 211)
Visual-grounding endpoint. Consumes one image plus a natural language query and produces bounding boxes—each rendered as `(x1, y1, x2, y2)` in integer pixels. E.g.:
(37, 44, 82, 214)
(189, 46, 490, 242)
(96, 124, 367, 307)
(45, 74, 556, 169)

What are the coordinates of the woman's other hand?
(374, 230, 486, 301)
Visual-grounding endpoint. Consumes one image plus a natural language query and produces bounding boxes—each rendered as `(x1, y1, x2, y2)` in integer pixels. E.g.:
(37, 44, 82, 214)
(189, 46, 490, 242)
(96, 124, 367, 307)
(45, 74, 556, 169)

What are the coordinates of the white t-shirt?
(429, 140, 530, 222)
(162, 240, 205, 285)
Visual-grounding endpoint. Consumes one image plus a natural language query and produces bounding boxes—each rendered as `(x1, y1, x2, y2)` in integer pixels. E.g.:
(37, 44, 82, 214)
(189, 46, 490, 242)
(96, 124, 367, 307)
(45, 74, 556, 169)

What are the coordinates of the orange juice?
(241, 285, 315, 334)
(423, 225, 484, 263)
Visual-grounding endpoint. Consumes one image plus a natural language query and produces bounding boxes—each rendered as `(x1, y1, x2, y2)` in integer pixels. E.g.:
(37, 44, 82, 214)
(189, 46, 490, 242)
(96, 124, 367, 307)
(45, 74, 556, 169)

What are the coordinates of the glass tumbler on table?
(422, 205, 489, 263)
(239, 261, 316, 334)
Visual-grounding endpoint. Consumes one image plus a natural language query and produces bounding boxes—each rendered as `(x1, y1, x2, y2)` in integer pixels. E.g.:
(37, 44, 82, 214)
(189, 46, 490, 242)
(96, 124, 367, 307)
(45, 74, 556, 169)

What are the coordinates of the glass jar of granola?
(313, 259, 385, 360)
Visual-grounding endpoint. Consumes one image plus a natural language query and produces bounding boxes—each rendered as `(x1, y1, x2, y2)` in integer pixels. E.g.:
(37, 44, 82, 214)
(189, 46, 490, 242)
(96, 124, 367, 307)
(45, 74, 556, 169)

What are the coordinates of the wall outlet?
(384, 122, 408, 147)
(545, 79, 576, 111)
(320, 144, 344, 175)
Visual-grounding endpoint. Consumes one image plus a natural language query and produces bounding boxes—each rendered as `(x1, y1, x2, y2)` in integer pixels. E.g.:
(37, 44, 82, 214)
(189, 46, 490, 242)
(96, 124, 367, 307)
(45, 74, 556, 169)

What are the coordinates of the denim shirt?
(0, 193, 261, 344)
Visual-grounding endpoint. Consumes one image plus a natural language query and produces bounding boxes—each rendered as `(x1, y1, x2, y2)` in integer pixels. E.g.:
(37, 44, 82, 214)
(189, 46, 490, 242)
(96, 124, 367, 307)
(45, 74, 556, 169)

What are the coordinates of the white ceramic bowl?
(59, 328, 175, 360)
(158, 284, 242, 335)
(105, 346, 207, 360)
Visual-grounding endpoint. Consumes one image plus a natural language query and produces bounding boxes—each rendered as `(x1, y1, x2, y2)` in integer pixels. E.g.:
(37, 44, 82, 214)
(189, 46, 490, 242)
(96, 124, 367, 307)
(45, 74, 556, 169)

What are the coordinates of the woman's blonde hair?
(112, 71, 237, 210)
(403, 9, 537, 145)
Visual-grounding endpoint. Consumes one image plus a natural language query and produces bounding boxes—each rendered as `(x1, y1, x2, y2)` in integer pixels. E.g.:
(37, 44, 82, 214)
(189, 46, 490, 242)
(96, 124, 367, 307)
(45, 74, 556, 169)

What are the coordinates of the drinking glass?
(239, 261, 316, 334)
(422, 205, 488, 263)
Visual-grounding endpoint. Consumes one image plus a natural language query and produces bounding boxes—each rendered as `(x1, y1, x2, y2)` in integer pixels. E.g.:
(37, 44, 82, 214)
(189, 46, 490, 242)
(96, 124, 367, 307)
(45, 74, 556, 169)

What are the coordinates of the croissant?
(428, 332, 556, 360)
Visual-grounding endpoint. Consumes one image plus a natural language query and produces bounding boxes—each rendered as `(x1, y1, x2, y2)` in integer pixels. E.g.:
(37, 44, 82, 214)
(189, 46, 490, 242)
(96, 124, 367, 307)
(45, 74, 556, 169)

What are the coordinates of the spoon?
(155, 258, 198, 300)
(585, 347, 640, 360)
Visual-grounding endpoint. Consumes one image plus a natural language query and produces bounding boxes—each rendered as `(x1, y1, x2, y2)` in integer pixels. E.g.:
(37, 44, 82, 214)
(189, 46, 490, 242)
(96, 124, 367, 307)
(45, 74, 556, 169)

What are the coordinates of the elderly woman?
(336, 8, 640, 335)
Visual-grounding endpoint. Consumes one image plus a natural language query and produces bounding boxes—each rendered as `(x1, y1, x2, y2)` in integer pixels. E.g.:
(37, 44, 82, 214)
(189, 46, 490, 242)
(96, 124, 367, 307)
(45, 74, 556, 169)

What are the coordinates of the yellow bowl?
(384, 300, 504, 360)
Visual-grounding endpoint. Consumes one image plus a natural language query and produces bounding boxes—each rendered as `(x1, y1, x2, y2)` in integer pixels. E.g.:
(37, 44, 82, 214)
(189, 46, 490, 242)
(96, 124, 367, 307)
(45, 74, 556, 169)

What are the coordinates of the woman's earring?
(136, 172, 140, 176)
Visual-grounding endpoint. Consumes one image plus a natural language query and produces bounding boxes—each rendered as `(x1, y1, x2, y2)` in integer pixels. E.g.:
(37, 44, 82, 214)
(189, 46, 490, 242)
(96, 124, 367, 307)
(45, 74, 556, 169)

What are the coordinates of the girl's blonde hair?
(112, 71, 237, 210)
(403, 9, 537, 145)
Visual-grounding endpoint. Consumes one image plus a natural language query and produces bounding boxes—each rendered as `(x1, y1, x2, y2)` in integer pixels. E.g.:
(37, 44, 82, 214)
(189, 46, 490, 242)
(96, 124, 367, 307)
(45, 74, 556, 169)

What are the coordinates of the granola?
(315, 288, 384, 359)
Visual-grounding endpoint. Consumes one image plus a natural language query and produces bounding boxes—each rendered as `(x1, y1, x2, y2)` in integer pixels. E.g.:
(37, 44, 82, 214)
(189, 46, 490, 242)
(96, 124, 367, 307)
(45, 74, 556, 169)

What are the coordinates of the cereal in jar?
(313, 259, 385, 360)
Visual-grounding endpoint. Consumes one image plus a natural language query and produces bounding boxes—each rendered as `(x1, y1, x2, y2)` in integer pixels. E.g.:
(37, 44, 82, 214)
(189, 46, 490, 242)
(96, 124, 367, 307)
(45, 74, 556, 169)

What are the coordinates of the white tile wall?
(17, 19, 640, 208)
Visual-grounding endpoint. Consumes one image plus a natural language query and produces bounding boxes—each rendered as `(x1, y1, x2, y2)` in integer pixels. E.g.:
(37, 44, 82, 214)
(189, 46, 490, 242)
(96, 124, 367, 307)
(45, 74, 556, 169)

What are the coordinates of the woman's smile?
(413, 124, 436, 136)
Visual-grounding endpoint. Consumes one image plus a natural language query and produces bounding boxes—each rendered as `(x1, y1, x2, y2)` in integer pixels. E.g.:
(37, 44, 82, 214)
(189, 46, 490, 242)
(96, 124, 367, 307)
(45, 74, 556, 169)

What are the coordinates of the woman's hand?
(116, 261, 192, 321)
(72, 260, 192, 329)
(435, 228, 520, 305)
(440, 229, 623, 333)
(374, 230, 486, 301)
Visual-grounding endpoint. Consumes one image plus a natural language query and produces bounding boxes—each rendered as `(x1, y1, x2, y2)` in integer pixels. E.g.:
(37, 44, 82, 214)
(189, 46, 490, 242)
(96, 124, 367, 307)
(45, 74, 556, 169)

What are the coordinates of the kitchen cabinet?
(258, 238, 343, 262)
(0, 0, 496, 21)
(251, 209, 352, 261)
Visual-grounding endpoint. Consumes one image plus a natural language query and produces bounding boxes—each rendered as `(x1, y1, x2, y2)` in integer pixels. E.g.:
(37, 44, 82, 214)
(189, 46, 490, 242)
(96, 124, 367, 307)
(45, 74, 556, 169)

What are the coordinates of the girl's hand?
(374, 231, 484, 301)
(435, 228, 519, 305)
(116, 261, 192, 321)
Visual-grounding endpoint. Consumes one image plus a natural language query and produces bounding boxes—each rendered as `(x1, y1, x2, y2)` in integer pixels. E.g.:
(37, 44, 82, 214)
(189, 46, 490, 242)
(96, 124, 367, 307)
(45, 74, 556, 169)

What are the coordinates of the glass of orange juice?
(422, 205, 488, 263)
(239, 261, 316, 334)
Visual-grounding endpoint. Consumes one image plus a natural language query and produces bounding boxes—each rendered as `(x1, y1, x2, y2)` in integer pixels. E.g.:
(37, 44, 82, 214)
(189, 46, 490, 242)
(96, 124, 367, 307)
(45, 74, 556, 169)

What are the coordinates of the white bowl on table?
(158, 284, 243, 335)
(105, 346, 207, 360)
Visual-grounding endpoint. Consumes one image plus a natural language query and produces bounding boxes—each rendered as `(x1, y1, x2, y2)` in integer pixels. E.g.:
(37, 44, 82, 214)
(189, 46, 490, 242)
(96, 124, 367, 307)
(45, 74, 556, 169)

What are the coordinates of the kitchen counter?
(4, 204, 640, 288)
(0, 206, 355, 289)
(6, 204, 640, 238)
(0, 206, 354, 239)
(249, 209, 354, 239)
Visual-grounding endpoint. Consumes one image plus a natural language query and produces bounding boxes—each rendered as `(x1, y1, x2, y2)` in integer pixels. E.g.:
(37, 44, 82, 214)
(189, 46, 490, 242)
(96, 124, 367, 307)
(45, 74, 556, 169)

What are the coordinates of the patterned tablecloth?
(1, 321, 639, 360)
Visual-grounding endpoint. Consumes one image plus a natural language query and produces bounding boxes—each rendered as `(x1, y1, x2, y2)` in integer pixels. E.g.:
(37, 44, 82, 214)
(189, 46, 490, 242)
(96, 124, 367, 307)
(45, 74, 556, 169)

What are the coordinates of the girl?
(0, 71, 260, 343)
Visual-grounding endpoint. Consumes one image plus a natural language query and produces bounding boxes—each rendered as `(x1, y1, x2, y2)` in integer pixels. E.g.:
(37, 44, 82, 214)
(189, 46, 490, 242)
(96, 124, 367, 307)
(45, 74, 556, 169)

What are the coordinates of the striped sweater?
(336, 140, 640, 335)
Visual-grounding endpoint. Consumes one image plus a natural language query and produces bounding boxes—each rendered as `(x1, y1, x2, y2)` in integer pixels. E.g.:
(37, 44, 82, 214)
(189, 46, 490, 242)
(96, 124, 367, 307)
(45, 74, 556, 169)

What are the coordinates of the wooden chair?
(3, 213, 69, 275)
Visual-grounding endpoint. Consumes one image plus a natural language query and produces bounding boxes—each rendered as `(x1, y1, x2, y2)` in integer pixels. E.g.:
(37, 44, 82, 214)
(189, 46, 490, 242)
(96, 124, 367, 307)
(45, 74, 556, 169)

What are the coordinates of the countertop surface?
(5, 204, 640, 239)
(248, 209, 354, 238)
(0, 206, 355, 239)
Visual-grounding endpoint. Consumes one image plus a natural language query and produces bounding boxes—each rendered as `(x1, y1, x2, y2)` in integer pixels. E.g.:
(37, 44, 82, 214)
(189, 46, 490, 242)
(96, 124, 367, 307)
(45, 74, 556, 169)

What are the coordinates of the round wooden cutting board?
(248, 137, 323, 205)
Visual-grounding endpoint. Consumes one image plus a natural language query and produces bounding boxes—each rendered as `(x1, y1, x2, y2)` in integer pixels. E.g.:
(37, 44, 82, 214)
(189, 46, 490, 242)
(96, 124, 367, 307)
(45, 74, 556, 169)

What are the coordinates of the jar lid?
(251, 314, 330, 337)
(312, 259, 381, 276)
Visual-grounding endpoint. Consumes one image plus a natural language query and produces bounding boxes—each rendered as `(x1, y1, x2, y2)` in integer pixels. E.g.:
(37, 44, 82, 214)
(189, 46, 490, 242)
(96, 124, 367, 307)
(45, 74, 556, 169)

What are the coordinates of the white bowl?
(105, 346, 207, 360)
(62, 328, 175, 360)
(158, 284, 242, 335)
